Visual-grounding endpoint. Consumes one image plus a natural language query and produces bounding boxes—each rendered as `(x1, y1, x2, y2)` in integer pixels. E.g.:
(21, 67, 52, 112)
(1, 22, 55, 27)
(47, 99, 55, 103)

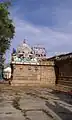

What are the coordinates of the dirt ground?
(0, 85, 72, 120)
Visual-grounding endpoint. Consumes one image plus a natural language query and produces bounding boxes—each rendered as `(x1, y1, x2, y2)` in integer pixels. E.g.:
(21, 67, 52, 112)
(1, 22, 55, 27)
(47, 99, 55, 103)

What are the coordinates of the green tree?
(0, 1, 15, 54)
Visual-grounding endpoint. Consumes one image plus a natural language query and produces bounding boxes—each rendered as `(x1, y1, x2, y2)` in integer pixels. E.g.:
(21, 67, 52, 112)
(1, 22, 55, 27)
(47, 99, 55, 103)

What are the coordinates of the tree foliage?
(0, 1, 15, 54)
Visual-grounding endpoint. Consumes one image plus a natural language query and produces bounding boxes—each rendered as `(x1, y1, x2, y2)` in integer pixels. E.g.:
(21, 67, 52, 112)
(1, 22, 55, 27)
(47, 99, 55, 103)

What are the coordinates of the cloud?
(11, 0, 72, 29)
(5, 0, 72, 63)
(7, 16, 72, 56)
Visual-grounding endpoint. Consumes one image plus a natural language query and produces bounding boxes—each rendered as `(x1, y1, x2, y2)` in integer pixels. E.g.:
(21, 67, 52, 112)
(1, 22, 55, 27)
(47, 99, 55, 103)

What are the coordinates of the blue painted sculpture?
(13, 48, 16, 54)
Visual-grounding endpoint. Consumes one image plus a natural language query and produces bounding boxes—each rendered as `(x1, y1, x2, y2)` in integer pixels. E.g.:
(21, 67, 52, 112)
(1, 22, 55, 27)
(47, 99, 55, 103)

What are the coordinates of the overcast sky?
(1, 0, 72, 62)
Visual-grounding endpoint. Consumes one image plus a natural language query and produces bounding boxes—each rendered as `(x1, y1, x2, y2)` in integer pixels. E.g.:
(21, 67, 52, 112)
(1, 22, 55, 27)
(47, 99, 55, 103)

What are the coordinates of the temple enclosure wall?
(11, 61, 56, 86)
(11, 57, 72, 87)
(55, 58, 72, 87)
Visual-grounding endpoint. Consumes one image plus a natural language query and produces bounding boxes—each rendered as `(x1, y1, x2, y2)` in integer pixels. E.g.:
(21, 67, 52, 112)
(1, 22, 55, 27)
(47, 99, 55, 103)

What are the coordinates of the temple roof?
(17, 40, 32, 53)
(48, 52, 72, 61)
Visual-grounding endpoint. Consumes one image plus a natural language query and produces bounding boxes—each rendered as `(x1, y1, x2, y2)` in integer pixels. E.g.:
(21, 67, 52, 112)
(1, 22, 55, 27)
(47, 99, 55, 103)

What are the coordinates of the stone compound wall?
(55, 58, 72, 87)
(11, 60, 56, 86)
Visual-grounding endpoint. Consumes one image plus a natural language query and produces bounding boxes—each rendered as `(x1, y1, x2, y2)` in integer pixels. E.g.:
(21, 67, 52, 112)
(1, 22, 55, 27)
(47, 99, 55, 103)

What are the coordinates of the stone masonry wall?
(55, 58, 72, 87)
(11, 61, 56, 86)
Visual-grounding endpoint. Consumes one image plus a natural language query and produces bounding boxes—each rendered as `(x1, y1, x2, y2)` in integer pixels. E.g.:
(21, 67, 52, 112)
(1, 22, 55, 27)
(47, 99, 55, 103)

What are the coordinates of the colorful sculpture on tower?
(11, 40, 46, 64)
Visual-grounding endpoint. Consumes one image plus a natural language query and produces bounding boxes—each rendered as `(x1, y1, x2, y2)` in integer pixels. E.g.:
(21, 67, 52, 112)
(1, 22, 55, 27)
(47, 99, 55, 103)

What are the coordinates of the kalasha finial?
(23, 39, 26, 43)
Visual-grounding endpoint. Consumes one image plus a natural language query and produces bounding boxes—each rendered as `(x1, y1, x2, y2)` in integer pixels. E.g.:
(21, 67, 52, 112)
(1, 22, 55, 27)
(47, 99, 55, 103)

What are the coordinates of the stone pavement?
(0, 87, 72, 120)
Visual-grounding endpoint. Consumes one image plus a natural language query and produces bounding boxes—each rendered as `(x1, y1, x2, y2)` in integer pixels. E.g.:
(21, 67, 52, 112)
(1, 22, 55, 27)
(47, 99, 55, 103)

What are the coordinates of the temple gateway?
(3, 40, 55, 86)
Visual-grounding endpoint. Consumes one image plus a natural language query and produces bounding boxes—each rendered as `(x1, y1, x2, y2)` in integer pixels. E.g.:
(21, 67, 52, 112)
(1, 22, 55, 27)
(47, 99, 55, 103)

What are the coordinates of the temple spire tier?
(11, 40, 46, 64)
